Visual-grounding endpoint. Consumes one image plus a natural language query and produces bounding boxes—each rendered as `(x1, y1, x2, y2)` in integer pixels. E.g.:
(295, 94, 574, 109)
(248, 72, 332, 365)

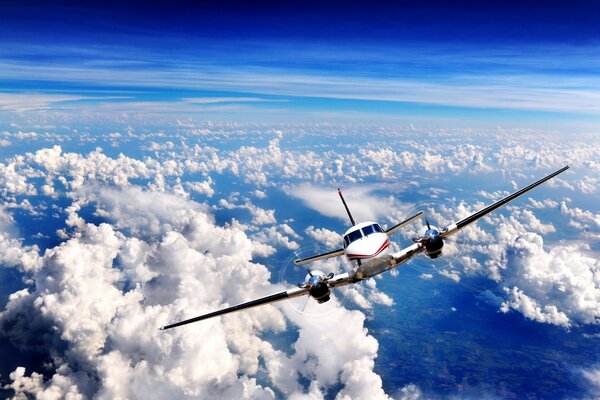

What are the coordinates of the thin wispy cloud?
(1, 41, 600, 119)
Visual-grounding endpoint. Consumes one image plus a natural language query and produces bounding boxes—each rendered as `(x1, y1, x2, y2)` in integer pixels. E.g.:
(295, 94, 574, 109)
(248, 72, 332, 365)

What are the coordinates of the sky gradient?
(1, 1, 600, 128)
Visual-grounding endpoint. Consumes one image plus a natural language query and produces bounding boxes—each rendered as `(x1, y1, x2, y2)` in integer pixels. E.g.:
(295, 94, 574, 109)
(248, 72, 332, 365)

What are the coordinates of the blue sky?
(1, 1, 600, 129)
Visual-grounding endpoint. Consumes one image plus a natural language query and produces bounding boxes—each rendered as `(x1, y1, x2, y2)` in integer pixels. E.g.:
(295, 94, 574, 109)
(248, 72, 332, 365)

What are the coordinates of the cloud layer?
(0, 123, 597, 398)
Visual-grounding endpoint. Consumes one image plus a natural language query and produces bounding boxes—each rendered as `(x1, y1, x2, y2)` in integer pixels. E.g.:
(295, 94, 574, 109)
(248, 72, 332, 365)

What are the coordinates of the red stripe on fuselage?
(346, 239, 390, 260)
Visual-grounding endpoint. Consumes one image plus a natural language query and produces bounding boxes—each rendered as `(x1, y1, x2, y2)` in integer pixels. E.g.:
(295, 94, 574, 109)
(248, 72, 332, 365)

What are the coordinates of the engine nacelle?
(309, 282, 331, 303)
(424, 236, 444, 259)
(303, 270, 332, 303)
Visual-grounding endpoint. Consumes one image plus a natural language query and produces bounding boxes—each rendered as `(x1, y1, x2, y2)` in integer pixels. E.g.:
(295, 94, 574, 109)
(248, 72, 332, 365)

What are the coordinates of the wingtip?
(159, 326, 165, 331)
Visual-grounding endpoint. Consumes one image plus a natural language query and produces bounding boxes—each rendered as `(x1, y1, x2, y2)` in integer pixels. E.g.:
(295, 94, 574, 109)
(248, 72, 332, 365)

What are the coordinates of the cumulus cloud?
(560, 201, 600, 229)
(0, 155, 391, 399)
(304, 225, 342, 249)
(252, 225, 300, 251)
(79, 184, 210, 237)
(0, 206, 40, 271)
(217, 198, 277, 226)
(0, 124, 597, 398)
(414, 192, 599, 329)
(185, 177, 215, 198)
(497, 233, 599, 328)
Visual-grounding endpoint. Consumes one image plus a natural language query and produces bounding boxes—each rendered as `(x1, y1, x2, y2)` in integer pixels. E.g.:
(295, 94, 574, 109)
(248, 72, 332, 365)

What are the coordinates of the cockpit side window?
(344, 229, 363, 246)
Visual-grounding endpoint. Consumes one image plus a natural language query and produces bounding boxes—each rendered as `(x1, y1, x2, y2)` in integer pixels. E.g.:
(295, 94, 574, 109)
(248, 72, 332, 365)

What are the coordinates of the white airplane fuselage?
(342, 221, 397, 279)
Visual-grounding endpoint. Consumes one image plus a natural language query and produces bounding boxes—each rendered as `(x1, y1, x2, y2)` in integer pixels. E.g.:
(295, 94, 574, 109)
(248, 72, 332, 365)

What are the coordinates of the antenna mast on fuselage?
(337, 188, 356, 226)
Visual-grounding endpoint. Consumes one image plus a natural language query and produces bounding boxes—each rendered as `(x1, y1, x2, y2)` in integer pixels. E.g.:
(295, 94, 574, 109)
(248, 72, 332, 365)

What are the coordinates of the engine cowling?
(303, 270, 332, 303)
(309, 281, 331, 303)
(422, 227, 444, 259)
(424, 236, 444, 258)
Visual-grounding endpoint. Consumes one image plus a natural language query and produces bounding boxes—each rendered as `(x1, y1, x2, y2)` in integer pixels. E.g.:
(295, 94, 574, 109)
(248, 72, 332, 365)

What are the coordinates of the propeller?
(413, 216, 445, 259)
(298, 269, 334, 303)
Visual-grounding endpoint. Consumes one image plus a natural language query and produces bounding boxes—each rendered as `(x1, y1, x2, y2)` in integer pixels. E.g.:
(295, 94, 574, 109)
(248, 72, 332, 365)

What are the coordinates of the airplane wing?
(160, 272, 356, 330)
(294, 248, 345, 265)
(160, 286, 310, 330)
(441, 165, 569, 238)
(385, 211, 424, 236)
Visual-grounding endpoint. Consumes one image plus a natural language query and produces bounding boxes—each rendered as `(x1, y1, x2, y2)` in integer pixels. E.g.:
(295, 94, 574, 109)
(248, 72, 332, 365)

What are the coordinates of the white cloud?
(395, 384, 422, 400)
(288, 184, 404, 224)
(304, 226, 342, 249)
(0, 157, 391, 399)
(528, 197, 559, 209)
(185, 177, 215, 197)
(79, 185, 210, 238)
(439, 269, 461, 283)
(247, 203, 277, 225)
(216, 197, 277, 226)
(6, 366, 86, 400)
(0, 93, 87, 112)
(500, 287, 570, 328)
(560, 201, 600, 229)
(581, 365, 600, 398)
(0, 126, 597, 398)
(252, 226, 300, 251)
(181, 97, 273, 104)
(498, 233, 599, 327)
(0, 206, 40, 271)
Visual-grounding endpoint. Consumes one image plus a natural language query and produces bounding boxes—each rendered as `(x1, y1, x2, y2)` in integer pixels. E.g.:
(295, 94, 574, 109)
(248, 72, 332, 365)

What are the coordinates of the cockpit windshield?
(361, 224, 384, 236)
(343, 229, 363, 247)
(343, 224, 384, 247)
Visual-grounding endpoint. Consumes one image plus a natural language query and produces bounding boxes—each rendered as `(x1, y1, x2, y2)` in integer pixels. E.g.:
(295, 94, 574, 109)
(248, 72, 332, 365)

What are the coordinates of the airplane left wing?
(160, 286, 310, 330)
(294, 248, 345, 265)
(160, 272, 357, 330)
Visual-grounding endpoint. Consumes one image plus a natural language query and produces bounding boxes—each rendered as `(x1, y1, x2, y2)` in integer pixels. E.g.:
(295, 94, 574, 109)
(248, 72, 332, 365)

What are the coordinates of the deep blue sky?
(1, 1, 600, 129)
(3, 1, 600, 43)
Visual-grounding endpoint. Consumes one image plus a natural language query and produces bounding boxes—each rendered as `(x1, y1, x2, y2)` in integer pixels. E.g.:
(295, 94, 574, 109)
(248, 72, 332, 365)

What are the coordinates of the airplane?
(160, 165, 569, 330)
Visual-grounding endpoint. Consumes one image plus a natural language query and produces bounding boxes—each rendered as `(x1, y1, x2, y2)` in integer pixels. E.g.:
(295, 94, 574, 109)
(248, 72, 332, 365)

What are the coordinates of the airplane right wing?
(441, 165, 569, 238)
(385, 211, 424, 236)
(386, 165, 569, 273)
